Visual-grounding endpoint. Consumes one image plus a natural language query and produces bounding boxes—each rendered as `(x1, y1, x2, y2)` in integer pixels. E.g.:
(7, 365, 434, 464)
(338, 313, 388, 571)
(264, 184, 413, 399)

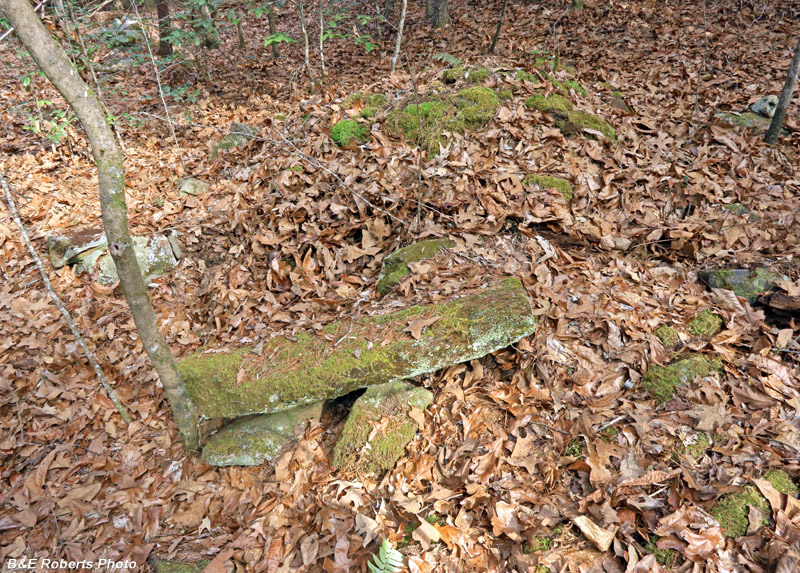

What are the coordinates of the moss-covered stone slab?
(525, 94, 616, 140)
(377, 238, 455, 295)
(201, 401, 324, 466)
(151, 560, 210, 573)
(332, 381, 432, 474)
(643, 355, 722, 403)
(655, 325, 680, 349)
(46, 227, 107, 269)
(210, 122, 256, 159)
(180, 277, 535, 419)
(442, 66, 490, 84)
(713, 111, 786, 135)
(698, 268, 779, 303)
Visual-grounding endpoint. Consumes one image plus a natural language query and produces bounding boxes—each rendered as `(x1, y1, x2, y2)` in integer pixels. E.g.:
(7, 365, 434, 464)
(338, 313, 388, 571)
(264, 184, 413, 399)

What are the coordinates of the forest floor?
(1, 0, 800, 571)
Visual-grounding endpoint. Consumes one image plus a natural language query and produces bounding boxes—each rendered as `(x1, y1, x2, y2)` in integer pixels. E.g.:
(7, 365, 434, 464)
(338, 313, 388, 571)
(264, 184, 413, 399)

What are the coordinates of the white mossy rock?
(179, 178, 210, 196)
(46, 227, 107, 269)
(749, 95, 778, 118)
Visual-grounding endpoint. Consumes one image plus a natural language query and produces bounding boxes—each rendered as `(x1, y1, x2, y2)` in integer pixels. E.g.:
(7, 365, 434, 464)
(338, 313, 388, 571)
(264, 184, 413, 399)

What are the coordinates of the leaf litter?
(0, 0, 799, 571)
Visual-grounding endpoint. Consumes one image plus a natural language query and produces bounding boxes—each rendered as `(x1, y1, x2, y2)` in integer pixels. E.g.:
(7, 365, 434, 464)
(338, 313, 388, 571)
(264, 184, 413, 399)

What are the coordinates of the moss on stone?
(384, 88, 498, 154)
(688, 310, 723, 338)
(643, 355, 722, 403)
(331, 119, 369, 146)
(498, 89, 514, 101)
(525, 93, 573, 113)
(560, 79, 587, 97)
(712, 485, 770, 538)
(377, 238, 455, 295)
(210, 123, 256, 159)
(180, 278, 535, 418)
(344, 93, 388, 118)
(764, 469, 798, 495)
(332, 381, 433, 474)
(442, 67, 465, 83)
(655, 325, 680, 348)
(153, 561, 210, 573)
(522, 175, 573, 201)
(201, 401, 324, 466)
(466, 67, 491, 83)
(559, 110, 617, 141)
(698, 268, 778, 303)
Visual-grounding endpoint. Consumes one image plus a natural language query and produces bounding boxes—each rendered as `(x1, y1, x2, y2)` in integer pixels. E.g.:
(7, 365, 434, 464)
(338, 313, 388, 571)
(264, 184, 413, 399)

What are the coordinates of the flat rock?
(83, 235, 180, 285)
(333, 381, 433, 474)
(201, 401, 324, 466)
(749, 95, 778, 118)
(210, 122, 256, 159)
(714, 111, 785, 134)
(179, 277, 536, 419)
(151, 560, 210, 573)
(699, 267, 779, 303)
(179, 178, 210, 196)
(46, 227, 107, 269)
(377, 238, 455, 295)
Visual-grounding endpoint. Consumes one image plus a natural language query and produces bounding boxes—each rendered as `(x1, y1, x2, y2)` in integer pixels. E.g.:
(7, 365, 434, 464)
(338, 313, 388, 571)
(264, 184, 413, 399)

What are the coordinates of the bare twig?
(0, 173, 132, 424)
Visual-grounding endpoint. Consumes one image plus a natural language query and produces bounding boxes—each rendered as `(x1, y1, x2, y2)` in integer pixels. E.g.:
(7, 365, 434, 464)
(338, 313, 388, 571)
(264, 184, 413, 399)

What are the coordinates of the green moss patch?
(522, 175, 573, 201)
(643, 355, 722, 403)
(763, 469, 798, 495)
(655, 325, 680, 348)
(180, 278, 536, 418)
(333, 381, 432, 474)
(712, 485, 770, 538)
(343, 92, 388, 118)
(675, 433, 711, 460)
(377, 238, 455, 295)
(331, 119, 369, 146)
(644, 539, 678, 568)
(559, 110, 617, 141)
(688, 310, 723, 338)
(525, 93, 573, 113)
(442, 66, 491, 84)
(385, 87, 499, 154)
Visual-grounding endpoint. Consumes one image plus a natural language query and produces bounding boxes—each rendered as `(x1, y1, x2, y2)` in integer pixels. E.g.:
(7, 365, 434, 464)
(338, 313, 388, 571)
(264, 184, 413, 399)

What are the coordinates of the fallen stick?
(0, 173, 132, 424)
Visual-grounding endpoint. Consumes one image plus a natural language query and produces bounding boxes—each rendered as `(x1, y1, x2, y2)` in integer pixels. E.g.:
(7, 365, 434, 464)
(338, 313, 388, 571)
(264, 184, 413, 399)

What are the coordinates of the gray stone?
(201, 401, 324, 466)
(210, 122, 257, 159)
(749, 95, 778, 118)
(714, 111, 772, 130)
(46, 227, 107, 269)
(74, 234, 180, 285)
(698, 267, 780, 303)
(333, 381, 433, 474)
(151, 560, 210, 573)
(179, 178, 210, 196)
(179, 277, 536, 419)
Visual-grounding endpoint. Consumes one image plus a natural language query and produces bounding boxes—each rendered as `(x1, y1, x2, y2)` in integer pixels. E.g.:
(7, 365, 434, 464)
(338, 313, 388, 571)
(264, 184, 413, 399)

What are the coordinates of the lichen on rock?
(179, 278, 536, 418)
(377, 238, 455, 295)
(643, 355, 722, 403)
(210, 122, 256, 159)
(332, 381, 433, 474)
(698, 268, 779, 303)
(201, 401, 324, 466)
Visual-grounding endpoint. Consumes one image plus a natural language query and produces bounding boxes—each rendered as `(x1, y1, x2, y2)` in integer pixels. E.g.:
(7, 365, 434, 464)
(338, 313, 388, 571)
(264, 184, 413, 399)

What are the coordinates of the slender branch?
(0, 173, 132, 424)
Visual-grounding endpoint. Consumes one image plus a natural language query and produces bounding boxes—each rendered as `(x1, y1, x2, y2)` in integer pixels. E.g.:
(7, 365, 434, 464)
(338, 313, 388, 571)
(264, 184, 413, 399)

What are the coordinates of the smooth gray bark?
(390, 0, 407, 73)
(765, 38, 800, 144)
(0, 0, 200, 449)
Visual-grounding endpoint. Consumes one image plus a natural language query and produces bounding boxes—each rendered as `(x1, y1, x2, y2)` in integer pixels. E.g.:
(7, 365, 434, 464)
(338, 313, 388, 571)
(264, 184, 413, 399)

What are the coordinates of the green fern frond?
(432, 52, 462, 67)
(368, 538, 404, 573)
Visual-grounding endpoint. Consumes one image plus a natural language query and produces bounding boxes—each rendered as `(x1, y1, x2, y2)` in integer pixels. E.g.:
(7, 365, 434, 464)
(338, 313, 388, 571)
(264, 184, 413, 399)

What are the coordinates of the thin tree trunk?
(425, 0, 433, 21)
(0, 0, 200, 450)
(156, 0, 173, 56)
(488, 0, 508, 53)
(390, 0, 407, 74)
(765, 38, 800, 144)
(197, 3, 218, 49)
(432, 0, 449, 28)
(267, 8, 280, 58)
(237, 15, 245, 50)
(298, 0, 315, 91)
